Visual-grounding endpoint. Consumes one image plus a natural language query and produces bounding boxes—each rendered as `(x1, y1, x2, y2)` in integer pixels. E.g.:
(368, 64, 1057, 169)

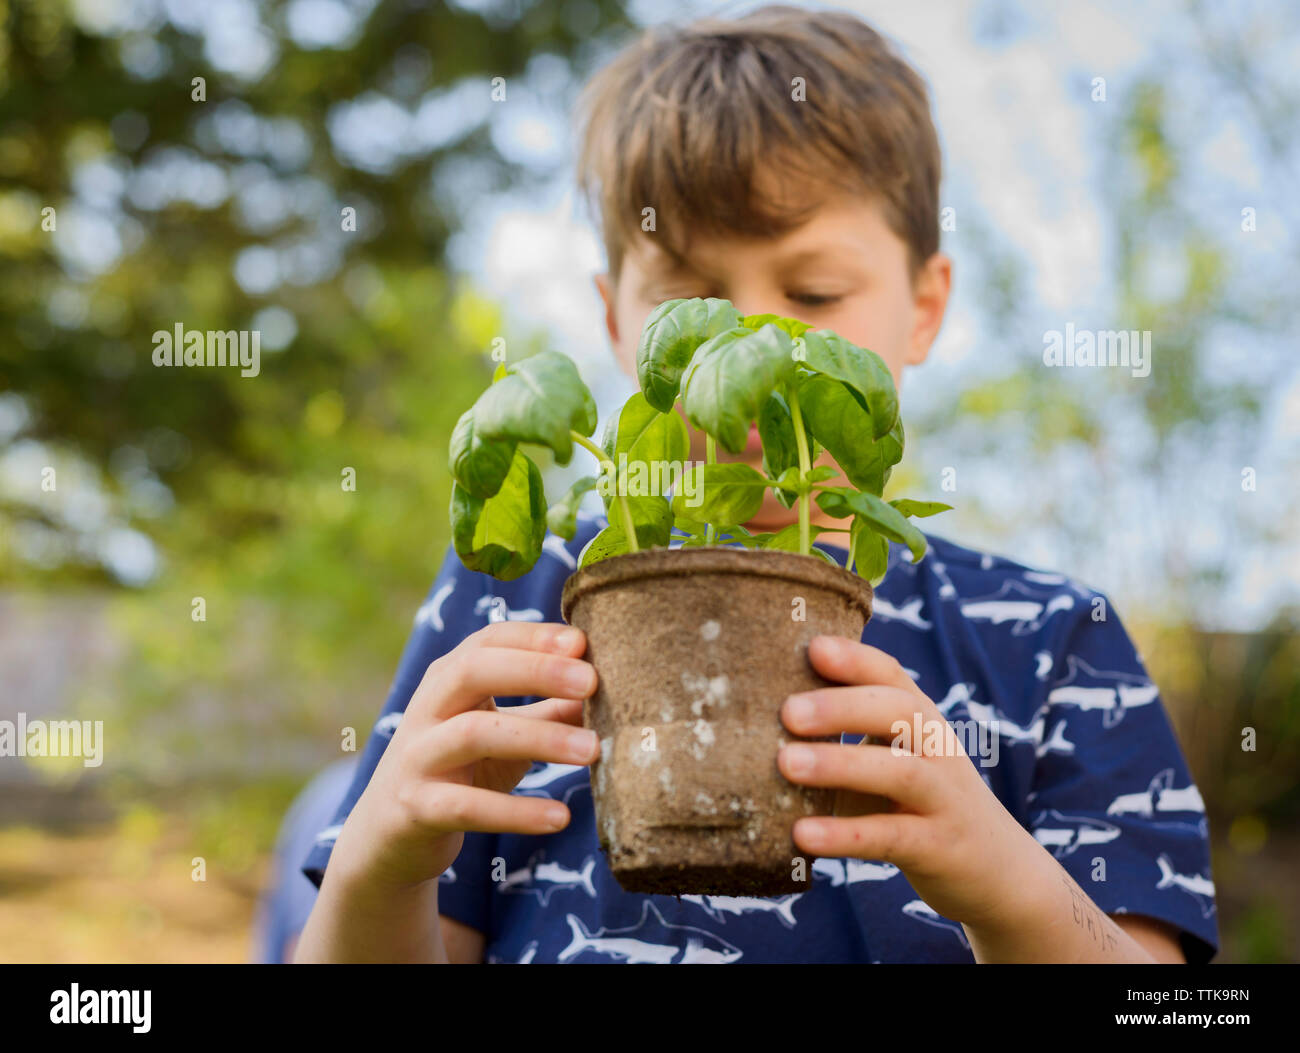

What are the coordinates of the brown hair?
(576, 4, 942, 283)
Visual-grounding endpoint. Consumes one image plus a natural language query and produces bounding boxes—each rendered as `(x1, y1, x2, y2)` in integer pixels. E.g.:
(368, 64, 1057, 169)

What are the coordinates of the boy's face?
(595, 193, 952, 529)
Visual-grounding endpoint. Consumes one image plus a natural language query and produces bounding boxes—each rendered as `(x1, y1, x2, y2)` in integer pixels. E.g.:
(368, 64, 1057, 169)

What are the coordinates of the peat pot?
(560, 545, 876, 897)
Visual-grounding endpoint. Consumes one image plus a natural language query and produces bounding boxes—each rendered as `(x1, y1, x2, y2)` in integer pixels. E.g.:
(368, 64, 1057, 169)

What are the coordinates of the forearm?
(962, 831, 1158, 964)
(293, 864, 449, 964)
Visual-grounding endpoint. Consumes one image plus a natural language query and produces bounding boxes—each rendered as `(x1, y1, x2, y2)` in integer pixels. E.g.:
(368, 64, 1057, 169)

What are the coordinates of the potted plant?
(448, 297, 951, 896)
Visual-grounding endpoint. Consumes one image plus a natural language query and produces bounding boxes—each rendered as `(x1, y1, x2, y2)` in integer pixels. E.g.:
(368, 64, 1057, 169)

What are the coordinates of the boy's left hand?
(777, 634, 1053, 933)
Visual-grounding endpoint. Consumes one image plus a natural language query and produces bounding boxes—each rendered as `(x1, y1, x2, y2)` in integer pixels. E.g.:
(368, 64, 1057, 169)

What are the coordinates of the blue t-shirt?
(301, 517, 1219, 963)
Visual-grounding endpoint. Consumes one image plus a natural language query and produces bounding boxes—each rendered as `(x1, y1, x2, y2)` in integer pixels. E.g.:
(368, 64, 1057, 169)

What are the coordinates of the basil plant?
(448, 298, 951, 583)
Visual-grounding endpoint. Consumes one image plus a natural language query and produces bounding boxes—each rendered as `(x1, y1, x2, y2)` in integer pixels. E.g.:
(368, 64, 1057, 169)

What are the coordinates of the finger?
(777, 741, 941, 812)
(791, 812, 930, 868)
(416, 709, 600, 775)
(807, 636, 920, 693)
(508, 696, 586, 726)
(417, 646, 598, 721)
(403, 781, 575, 836)
(781, 685, 932, 740)
(462, 621, 587, 658)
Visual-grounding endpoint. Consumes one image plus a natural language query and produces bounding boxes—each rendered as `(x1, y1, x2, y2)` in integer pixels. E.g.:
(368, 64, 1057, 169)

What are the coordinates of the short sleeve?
(1027, 598, 1219, 963)
(299, 547, 498, 936)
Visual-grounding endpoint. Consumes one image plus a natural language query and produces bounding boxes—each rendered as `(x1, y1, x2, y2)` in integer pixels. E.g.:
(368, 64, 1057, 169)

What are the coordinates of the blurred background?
(0, 0, 1295, 963)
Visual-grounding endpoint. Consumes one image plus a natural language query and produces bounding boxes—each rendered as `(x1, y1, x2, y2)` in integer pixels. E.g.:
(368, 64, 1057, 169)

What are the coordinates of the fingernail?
(785, 695, 816, 726)
(783, 744, 814, 776)
(565, 663, 596, 697)
(567, 728, 597, 760)
(554, 627, 583, 651)
(544, 805, 568, 830)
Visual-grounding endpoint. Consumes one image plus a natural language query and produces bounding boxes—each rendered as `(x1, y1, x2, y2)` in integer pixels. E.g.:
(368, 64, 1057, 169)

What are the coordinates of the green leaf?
(635, 298, 742, 412)
(671, 462, 771, 524)
(816, 488, 928, 563)
(798, 330, 898, 439)
(807, 465, 837, 483)
(622, 494, 673, 548)
(849, 516, 890, 584)
(737, 313, 811, 339)
(448, 408, 516, 499)
(758, 523, 832, 552)
(602, 391, 689, 467)
(474, 351, 598, 466)
(578, 524, 633, 568)
(545, 475, 597, 541)
(450, 450, 547, 580)
(682, 324, 797, 453)
(890, 498, 953, 519)
(757, 391, 799, 488)
(796, 374, 901, 495)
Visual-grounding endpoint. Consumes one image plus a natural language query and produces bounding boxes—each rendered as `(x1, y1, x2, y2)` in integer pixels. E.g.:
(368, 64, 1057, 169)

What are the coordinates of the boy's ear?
(907, 252, 952, 368)
(594, 272, 620, 347)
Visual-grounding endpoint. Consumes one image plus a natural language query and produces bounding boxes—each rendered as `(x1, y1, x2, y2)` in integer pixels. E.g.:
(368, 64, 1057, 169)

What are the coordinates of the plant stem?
(787, 389, 813, 556)
(571, 431, 639, 554)
(704, 434, 716, 546)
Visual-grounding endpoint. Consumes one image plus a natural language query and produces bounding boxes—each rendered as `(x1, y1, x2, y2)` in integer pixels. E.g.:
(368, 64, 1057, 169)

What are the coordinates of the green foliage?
(448, 297, 951, 579)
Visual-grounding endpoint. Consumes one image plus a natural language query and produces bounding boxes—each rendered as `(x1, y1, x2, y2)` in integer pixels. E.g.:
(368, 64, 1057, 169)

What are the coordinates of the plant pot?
(561, 544, 879, 897)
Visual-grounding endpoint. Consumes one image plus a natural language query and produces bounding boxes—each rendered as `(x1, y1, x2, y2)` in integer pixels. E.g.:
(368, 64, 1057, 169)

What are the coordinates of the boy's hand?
(777, 635, 1050, 933)
(328, 621, 600, 896)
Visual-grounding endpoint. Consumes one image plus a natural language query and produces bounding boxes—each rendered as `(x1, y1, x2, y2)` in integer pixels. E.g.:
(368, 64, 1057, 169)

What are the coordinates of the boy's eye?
(788, 292, 842, 307)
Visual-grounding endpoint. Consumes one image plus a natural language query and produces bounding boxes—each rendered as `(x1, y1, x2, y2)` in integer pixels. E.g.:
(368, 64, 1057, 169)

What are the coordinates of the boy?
(294, 5, 1218, 963)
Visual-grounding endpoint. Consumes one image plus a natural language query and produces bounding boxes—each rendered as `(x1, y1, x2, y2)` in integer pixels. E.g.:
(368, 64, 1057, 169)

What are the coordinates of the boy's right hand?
(326, 621, 599, 896)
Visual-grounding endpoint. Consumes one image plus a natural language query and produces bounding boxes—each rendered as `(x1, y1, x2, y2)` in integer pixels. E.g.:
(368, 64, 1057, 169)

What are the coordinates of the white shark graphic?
(1047, 655, 1160, 728)
(1031, 809, 1122, 857)
(543, 534, 578, 570)
(680, 894, 803, 929)
(501, 853, 599, 905)
(960, 580, 1075, 635)
(374, 711, 402, 737)
(1155, 854, 1216, 918)
(872, 596, 931, 631)
(936, 682, 1046, 748)
(439, 865, 457, 883)
(313, 823, 342, 846)
(811, 857, 901, 886)
(513, 762, 591, 805)
(1107, 768, 1205, 818)
(1034, 650, 1054, 680)
(901, 900, 970, 949)
(415, 582, 455, 632)
(1035, 720, 1074, 758)
(475, 595, 544, 622)
(928, 560, 957, 599)
(558, 901, 744, 963)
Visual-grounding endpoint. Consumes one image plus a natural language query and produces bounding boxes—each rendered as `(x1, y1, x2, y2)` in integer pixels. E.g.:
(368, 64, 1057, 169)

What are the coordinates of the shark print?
(936, 682, 1048, 749)
(959, 580, 1075, 635)
(1107, 768, 1206, 819)
(558, 902, 745, 963)
(300, 522, 1220, 964)
(1155, 854, 1216, 918)
(901, 900, 970, 949)
(500, 853, 599, 905)
(1034, 650, 1054, 680)
(871, 596, 932, 630)
(811, 858, 902, 886)
(542, 534, 577, 570)
(680, 894, 803, 929)
(1031, 809, 1122, 857)
(1035, 719, 1075, 758)
(414, 582, 455, 632)
(513, 761, 592, 805)
(1047, 655, 1160, 728)
(474, 594, 544, 622)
